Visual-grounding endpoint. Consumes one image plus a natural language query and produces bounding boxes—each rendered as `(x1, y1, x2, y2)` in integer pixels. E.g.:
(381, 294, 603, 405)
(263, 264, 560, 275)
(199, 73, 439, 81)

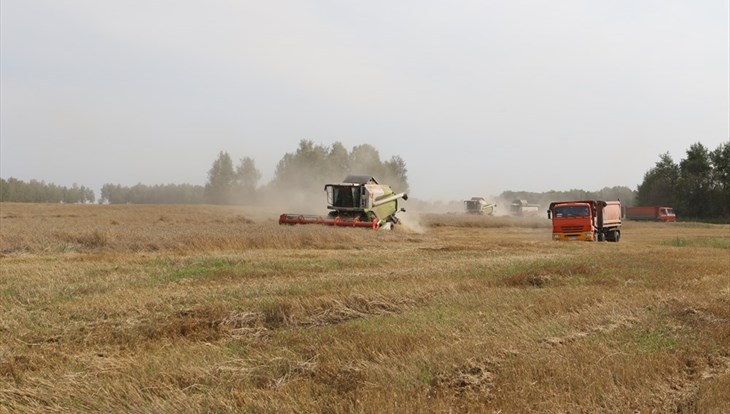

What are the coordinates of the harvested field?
(1, 202, 729, 412)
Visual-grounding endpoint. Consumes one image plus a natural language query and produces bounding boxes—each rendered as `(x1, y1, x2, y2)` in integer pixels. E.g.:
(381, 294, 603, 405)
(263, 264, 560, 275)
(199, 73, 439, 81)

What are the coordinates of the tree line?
(203, 140, 408, 205)
(0, 140, 408, 206)
(0, 178, 95, 203)
(2, 140, 728, 221)
(500, 186, 637, 209)
(99, 183, 206, 205)
(637, 142, 729, 220)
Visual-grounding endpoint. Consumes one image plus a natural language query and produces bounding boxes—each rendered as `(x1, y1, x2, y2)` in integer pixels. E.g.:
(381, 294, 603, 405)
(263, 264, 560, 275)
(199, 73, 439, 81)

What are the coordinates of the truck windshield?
(327, 185, 361, 208)
(554, 205, 590, 218)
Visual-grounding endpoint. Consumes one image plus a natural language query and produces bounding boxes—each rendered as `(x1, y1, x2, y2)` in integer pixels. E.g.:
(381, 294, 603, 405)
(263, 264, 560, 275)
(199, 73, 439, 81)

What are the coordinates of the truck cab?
(547, 200, 621, 242)
(657, 207, 676, 222)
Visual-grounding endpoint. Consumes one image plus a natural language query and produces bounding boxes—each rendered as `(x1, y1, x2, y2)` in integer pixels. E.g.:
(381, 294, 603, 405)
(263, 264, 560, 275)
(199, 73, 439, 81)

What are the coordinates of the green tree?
(205, 151, 236, 204)
(595, 186, 636, 206)
(100, 183, 204, 204)
(327, 141, 350, 179)
(234, 157, 261, 204)
(100, 184, 128, 204)
(709, 141, 730, 219)
(268, 140, 411, 204)
(236, 157, 261, 191)
(676, 143, 713, 218)
(636, 153, 679, 208)
(272, 140, 330, 191)
(0, 178, 95, 203)
(349, 144, 382, 177)
(84, 187, 96, 203)
(382, 155, 409, 193)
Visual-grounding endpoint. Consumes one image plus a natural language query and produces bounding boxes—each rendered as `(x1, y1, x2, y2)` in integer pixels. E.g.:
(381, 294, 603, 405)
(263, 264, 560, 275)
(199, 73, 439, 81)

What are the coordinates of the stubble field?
(0, 202, 729, 413)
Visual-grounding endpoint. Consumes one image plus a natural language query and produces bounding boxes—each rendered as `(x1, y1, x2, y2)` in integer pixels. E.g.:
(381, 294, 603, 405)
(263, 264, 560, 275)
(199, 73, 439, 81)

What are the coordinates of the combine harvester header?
(279, 175, 408, 230)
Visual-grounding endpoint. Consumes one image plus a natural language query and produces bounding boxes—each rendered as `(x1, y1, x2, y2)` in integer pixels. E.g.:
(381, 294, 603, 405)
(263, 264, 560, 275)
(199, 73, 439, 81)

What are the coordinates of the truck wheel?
(598, 232, 605, 242)
(614, 230, 620, 242)
(605, 230, 618, 242)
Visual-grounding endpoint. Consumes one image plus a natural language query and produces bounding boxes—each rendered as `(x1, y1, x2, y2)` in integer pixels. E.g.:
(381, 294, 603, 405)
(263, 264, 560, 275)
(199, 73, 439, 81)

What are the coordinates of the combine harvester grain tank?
(279, 175, 408, 230)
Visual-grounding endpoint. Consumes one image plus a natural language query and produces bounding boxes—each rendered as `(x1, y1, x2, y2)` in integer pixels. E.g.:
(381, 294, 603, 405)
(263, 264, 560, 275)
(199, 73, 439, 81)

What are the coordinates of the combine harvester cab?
(279, 175, 408, 230)
(547, 200, 622, 242)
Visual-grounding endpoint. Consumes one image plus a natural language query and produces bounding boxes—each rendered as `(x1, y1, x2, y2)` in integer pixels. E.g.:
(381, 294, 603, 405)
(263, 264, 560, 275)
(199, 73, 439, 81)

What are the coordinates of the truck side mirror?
(547, 210, 552, 219)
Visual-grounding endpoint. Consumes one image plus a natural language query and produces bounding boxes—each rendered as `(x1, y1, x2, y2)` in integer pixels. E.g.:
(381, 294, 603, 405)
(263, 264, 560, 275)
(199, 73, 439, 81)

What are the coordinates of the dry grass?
(420, 212, 551, 229)
(1, 202, 729, 413)
(0, 203, 374, 254)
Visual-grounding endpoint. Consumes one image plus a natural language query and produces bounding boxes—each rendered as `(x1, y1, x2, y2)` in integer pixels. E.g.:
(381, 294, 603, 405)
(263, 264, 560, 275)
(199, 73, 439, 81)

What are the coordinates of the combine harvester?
(464, 197, 496, 215)
(279, 175, 408, 230)
(510, 199, 540, 216)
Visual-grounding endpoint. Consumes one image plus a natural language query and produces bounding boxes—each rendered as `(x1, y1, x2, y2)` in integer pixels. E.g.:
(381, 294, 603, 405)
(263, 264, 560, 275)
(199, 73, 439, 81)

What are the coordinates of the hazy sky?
(2, 0, 728, 200)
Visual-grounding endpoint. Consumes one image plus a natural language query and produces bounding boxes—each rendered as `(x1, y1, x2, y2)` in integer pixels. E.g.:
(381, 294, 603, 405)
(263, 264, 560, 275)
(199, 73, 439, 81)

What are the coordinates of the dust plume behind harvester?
(279, 175, 408, 230)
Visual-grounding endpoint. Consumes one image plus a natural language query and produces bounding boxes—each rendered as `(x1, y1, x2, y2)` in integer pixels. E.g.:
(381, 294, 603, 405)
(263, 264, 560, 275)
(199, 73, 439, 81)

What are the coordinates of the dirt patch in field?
(0, 355, 40, 380)
(499, 261, 598, 288)
(505, 273, 552, 288)
(650, 354, 730, 412)
(313, 363, 368, 394)
(430, 357, 500, 400)
(141, 304, 232, 341)
(668, 301, 730, 327)
(248, 356, 319, 390)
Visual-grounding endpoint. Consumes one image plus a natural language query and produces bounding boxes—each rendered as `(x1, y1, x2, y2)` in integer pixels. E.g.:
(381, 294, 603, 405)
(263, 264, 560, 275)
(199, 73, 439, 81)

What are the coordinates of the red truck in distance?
(624, 206, 676, 222)
(547, 200, 622, 242)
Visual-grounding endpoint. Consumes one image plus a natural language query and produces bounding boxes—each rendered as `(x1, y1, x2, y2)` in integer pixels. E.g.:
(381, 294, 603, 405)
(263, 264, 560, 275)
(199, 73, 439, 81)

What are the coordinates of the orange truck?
(624, 206, 676, 222)
(547, 200, 622, 242)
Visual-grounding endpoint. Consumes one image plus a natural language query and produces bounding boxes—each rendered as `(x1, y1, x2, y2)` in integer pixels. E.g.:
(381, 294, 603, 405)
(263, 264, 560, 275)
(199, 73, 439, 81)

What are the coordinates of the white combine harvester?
(509, 199, 540, 216)
(279, 175, 408, 230)
(464, 197, 496, 215)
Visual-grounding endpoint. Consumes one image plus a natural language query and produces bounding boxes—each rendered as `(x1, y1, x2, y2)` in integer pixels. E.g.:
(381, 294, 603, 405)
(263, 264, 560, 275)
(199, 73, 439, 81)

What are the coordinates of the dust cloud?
(246, 173, 549, 230)
(396, 211, 426, 234)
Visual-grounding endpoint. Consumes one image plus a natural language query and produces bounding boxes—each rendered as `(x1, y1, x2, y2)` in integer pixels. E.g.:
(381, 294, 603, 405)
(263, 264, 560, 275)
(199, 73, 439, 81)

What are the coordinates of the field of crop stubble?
(0, 203, 728, 413)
